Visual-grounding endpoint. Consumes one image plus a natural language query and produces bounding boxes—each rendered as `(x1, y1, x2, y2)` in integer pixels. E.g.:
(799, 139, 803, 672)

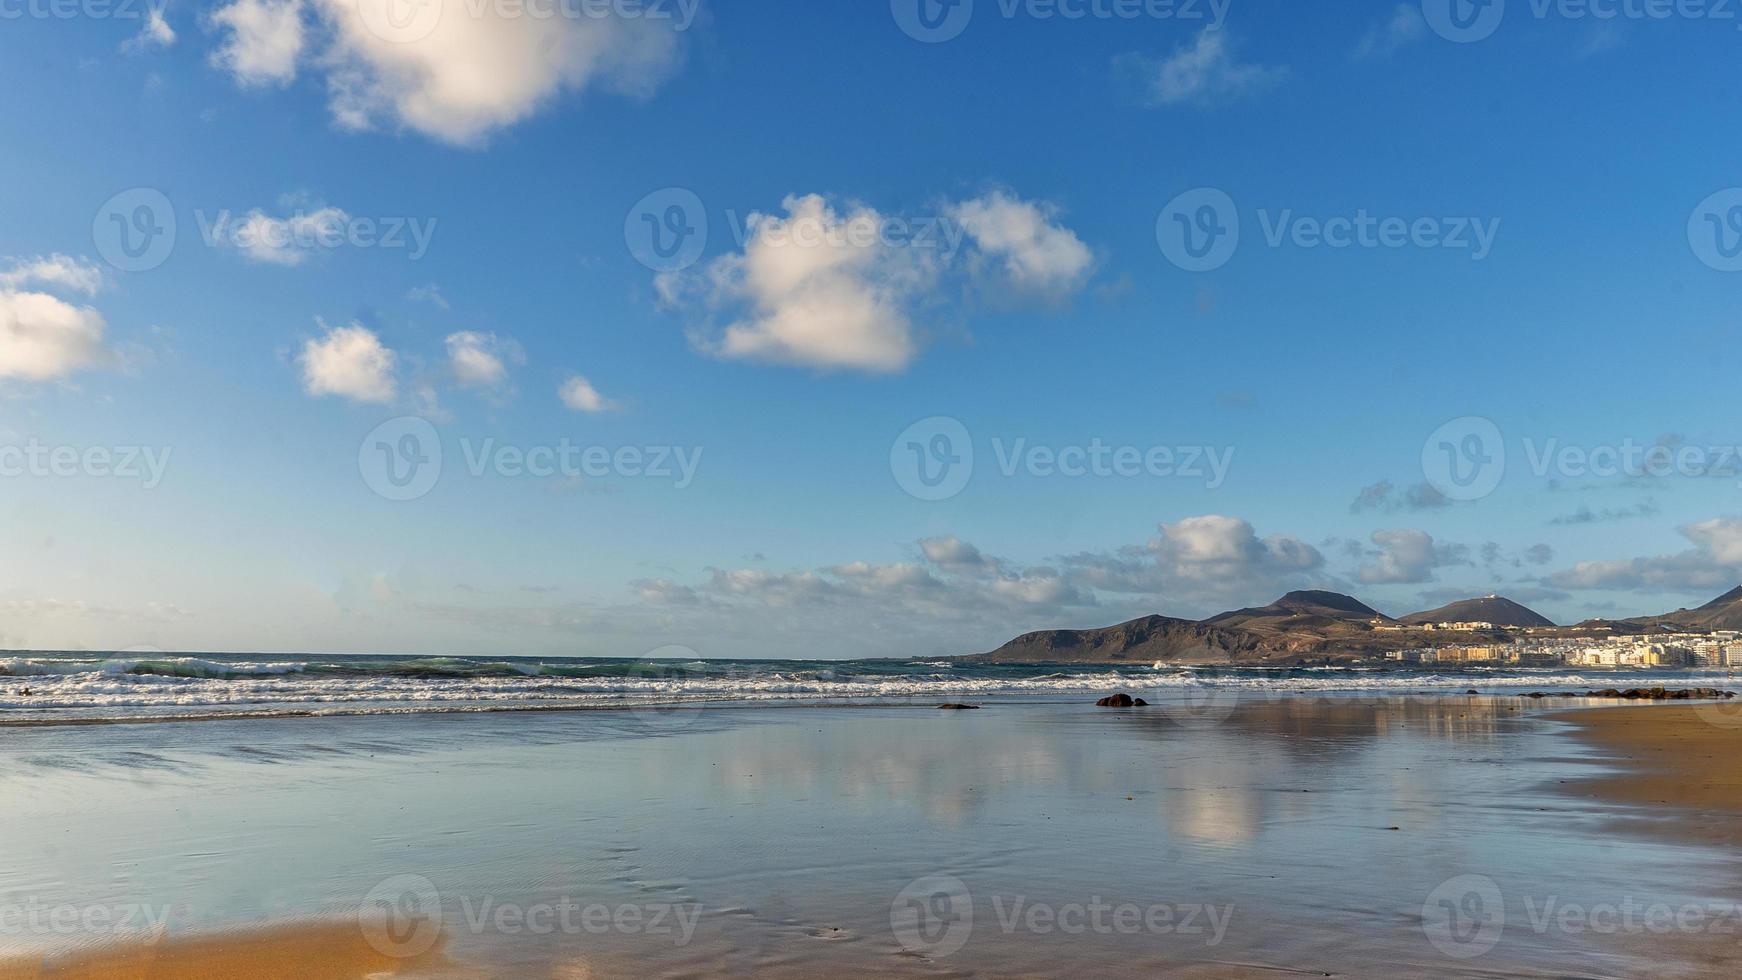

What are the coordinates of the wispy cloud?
(1118, 28, 1286, 108)
(1354, 4, 1425, 59)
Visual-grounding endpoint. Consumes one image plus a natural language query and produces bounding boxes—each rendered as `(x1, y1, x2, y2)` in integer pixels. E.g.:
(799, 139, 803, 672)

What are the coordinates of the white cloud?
(665, 194, 937, 373)
(208, 0, 305, 88)
(0, 290, 112, 382)
(950, 191, 1093, 297)
(638, 518, 1330, 647)
(228, 205, 350, 266)
(558, 375, 616, 413)
(122, 8, 177, 54)
(446, 331, 520, 389)
(298, 322, 396, 403)
(1355, 4, 1425, 59)
(918, 536, 1000, 575)
(1548, 517, 1742, 592)
(1152, 515, 1324, 583)
(0, 255, 103, 296)
(311, 0, 679, 147)
(1357, 529, 1468, 585)
(1124, 28, 1286, 108)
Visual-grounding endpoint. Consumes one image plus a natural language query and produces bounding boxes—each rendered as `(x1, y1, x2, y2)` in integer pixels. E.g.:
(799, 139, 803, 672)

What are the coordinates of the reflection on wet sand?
(1, 698, 1737, 979)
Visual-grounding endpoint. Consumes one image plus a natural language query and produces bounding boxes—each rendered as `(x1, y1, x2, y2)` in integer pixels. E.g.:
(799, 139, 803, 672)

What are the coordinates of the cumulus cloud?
(1546, 518, 1742, 593)
(445, 331, 520, 389)
(0, 255, 114, 383)
(226, 205, 349, 265)
(949, 191, 1093, 297)
(298, 322, 396, 402)
(662, 193, 937, 373)
(122, 8, 177, 54)
(208, 0, 305, 87)
(659, 190, 1093, 373)
(207, 0, 684, 145)
(1121, 29, 1286, 108)
(0, 290, 113, 382)
(1357, 529, 1469, 585)
(918, 536, 1001, 575)
(1355, 4, 1425, 59)
(558, 375, 616, 413)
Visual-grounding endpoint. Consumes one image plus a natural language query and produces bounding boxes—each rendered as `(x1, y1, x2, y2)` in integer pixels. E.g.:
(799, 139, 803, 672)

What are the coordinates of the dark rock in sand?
(1096, 694, 1147, 707)
(936, 703, 980, 710)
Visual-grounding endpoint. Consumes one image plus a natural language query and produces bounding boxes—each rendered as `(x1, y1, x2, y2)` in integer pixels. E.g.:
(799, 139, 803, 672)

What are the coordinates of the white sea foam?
(2, 662, 1733, 722)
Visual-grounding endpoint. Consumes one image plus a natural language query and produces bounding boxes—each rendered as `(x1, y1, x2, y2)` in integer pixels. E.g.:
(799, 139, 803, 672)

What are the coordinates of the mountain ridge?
(963, 589, 1737, 664)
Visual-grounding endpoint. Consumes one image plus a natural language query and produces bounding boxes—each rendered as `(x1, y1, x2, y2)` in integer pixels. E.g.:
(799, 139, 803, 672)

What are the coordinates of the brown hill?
(969, 591, 1400, 665)
(967, 615, 1266, 665)
(1400, 596, 1554, 628)
(1625, 586, 1742, 630)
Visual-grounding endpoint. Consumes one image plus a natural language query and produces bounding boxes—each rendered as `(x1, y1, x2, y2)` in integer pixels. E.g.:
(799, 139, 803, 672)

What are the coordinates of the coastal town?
(1383, 624, 1742, 669)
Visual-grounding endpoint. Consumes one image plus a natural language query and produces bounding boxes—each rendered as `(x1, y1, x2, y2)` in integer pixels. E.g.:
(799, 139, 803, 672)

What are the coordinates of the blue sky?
(3, 0, 1742, 658)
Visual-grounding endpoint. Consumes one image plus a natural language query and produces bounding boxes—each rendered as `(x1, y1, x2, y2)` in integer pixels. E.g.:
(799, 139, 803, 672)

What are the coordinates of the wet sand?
(1555, 702, 1742, 847)
(2, 697, 1740, 979)
(0, 922, 447, 980)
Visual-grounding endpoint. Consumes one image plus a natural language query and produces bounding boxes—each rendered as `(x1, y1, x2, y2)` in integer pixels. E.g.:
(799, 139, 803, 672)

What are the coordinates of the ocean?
(1, 652, 1734, 725)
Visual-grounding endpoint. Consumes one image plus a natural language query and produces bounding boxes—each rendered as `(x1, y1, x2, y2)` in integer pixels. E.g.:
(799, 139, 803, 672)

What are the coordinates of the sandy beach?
(1554, 702, 1742, 847)
(2, 696, 1739, 979)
